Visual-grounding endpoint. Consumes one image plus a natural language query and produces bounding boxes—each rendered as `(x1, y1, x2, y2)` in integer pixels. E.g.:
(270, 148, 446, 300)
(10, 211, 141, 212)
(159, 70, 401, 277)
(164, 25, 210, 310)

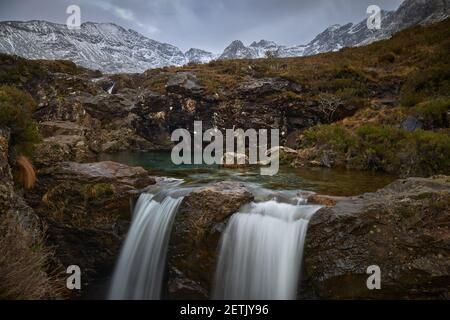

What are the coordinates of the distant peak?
(327, 24, 342, 31)
(230, 40, 245, 45)
(250, 40, 277, 48)
(223, 40, 247, 51)
(186, 48, 212, 55)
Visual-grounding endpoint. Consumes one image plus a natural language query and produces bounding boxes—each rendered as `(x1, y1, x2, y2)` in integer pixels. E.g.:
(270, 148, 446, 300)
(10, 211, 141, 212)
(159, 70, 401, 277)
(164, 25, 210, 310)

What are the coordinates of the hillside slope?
(0, 18, 449, 177)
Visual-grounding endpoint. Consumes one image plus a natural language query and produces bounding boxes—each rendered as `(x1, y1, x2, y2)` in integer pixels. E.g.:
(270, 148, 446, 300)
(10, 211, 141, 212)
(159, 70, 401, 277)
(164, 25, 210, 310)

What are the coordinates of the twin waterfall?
(213, 201, 321, 299)
(109, 192, 184, 299)
(109, 185, 321, 300)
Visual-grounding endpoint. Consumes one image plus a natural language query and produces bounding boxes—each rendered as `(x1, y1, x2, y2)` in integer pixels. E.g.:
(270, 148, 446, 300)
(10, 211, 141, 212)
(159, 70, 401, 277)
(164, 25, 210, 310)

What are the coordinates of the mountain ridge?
(0, 0, 448, 73)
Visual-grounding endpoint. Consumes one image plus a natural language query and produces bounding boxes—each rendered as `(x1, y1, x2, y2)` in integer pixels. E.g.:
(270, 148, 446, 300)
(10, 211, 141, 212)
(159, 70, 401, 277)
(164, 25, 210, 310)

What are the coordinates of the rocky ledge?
(26, 161, 155, 288)
(304, 176, 450, 299)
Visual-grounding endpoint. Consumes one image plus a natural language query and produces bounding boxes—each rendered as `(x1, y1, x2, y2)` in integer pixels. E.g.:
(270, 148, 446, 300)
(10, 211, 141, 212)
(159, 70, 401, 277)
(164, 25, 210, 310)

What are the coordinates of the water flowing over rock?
(213, 201, 322, 299)
(109, 188, 185, 299)
(167, 181, 254, 299)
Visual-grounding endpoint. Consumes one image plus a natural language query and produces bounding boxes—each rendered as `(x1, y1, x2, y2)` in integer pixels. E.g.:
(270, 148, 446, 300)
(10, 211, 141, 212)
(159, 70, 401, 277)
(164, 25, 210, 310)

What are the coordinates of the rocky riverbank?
(0, 18, 449, 299)
(1, 119, 450, 299)
(26, 161, 155, 286)
(1, 126, 157, 297)
(304, 175, 450, 299)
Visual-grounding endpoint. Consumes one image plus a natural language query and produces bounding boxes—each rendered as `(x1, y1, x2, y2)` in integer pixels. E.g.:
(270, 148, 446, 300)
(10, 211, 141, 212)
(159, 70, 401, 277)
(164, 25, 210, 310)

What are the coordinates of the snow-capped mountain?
(0, 0, 448, 73)
(220, 0, 449, 59)
(219, 39, 305, 60)
(303, 0, 450, 56)
(0, 20, 187, 73)
(248, 40, 279, 58)
(276, 45, 307, 58)
(220, 40, 257, 59)
(185, 48, 217, 64)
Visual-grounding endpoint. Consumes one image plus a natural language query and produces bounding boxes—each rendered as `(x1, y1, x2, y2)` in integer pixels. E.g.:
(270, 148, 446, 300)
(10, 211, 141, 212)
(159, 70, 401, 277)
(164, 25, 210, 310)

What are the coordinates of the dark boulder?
(165, 72, 205, 96)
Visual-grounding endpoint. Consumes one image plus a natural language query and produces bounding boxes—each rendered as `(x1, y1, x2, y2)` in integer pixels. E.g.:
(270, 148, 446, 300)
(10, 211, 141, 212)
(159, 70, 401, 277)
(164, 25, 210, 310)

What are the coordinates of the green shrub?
(409, 98, 450, 129)
(350, 125, 406, 171)
(409, 129, 450, 176)
(303, 124, 355, 153)
(401, 64, 450, 106)
(303, 123, 450, 176)
(330, 64, 365, 81)
(378, 52, 396, 64)
(351, 125, 450, 176)
(0, 85, 41, 155)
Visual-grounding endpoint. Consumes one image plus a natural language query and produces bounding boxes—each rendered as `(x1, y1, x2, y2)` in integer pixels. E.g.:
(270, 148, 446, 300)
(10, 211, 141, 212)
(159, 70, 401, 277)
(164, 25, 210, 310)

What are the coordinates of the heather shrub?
(0, 85, 41, 156)
(303, 124, 355, 153)
(409, 97, 450, 129)
(401, 63, 450, 106)
(302, 123, 450, 176)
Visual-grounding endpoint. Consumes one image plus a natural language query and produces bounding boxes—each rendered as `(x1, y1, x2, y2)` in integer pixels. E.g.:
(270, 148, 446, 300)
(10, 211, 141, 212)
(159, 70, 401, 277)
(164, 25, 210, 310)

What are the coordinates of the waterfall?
(213, 200, 321, 300)
(107, 83, 114, 94)
(108, 190, 184, 300)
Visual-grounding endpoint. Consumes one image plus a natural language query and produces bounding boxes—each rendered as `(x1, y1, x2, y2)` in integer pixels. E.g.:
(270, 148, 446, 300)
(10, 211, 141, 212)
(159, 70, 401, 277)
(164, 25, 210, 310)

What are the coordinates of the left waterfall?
(109, 182, 185, 300)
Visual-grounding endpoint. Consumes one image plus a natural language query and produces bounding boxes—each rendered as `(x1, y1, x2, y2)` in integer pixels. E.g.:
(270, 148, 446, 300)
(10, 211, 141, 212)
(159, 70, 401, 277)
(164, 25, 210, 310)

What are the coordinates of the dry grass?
(16, 155, 36, 189)
(0, 213, 62, 299)
(139, 18, 450, 101)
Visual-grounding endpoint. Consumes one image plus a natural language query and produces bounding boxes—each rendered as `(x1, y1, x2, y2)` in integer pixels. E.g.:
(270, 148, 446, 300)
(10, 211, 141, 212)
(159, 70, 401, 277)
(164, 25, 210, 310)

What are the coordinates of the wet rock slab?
(304, 176, 450, 299)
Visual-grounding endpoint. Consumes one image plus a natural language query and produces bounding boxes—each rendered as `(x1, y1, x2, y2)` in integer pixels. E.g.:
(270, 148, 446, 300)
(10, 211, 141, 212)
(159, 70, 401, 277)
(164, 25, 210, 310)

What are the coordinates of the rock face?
(304, 176, 450, 299)
(34, 134, 96, 167)
(27, 161, 155, 285)
(0, 128, 38, 230)
(166, 181, 254, 299)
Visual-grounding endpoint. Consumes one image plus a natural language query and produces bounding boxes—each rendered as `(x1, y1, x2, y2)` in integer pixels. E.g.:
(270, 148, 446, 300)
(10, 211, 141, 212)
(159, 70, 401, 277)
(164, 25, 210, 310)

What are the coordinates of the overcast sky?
(0, 0, 404, 52)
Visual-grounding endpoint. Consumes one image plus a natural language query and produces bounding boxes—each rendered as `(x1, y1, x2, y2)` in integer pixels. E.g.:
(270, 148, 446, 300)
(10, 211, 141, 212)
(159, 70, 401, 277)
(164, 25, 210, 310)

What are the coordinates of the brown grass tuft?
(16, 155, 36, 189)
(0, 213, 61, 299)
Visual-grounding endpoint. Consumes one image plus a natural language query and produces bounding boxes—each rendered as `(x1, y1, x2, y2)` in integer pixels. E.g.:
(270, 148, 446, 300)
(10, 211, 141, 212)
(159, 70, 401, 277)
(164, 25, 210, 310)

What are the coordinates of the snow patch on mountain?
(219, 0, 449, 60)
(185, 48, 217, 64)
(0, 0, 448, 73)
(0, 20, 187, 73)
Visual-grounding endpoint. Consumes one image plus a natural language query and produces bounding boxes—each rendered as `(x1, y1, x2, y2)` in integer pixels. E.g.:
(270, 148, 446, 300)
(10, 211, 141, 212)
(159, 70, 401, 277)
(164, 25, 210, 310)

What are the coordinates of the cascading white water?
(108, 191, 184, 300)
(213, 200, 321, 300)
(107, 83, 114, 94)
